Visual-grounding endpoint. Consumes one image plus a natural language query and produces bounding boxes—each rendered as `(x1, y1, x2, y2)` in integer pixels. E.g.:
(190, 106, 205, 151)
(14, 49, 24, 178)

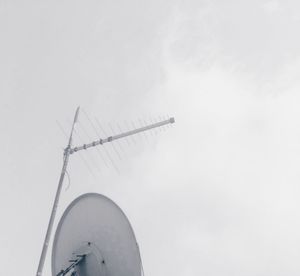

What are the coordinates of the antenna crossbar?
(70, 117, 175, 154)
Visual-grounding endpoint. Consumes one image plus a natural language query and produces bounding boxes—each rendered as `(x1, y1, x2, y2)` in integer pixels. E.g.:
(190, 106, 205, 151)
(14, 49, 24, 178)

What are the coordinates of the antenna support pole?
(36, 107, 80, 276)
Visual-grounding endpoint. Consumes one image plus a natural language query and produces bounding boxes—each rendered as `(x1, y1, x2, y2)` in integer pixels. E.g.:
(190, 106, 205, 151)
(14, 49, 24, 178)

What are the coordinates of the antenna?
(36, 107, 175, 276)
(70, 117, 175, 154)
(52, 193, 141, 276)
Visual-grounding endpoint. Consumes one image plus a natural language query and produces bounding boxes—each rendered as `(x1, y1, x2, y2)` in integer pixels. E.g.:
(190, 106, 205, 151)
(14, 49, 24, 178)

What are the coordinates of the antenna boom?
(70, 117, 175, 154)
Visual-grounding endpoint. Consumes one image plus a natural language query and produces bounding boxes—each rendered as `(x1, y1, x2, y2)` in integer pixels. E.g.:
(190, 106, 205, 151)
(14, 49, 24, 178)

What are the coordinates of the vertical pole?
(36, 107, 80, 276)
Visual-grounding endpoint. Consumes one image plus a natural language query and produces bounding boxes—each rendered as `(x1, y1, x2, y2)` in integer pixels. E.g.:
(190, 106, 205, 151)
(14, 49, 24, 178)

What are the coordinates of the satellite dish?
(52, 193, 141, 276)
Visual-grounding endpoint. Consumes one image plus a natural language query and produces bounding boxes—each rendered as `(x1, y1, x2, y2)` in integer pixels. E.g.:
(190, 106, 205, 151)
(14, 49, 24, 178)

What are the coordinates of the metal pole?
(36, 107, 80, 276)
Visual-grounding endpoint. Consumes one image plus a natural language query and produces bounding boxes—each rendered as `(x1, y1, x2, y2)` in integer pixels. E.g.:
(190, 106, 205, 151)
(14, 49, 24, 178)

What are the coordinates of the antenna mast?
(36, 107, 79, 276)
(36, 107, 175, 276)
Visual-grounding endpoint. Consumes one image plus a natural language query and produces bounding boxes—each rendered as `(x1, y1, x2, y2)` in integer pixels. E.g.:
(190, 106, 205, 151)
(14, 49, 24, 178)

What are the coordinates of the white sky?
(2, 0, 300, 275)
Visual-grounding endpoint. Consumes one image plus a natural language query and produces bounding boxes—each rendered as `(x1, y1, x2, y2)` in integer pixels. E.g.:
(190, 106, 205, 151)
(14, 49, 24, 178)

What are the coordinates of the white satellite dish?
(52, 193, 141, 276)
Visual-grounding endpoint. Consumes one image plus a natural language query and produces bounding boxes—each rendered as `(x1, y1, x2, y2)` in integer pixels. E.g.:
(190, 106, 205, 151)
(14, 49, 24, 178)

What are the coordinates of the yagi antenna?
(70, 117, 175, 154)
(36, 107, 175, 276)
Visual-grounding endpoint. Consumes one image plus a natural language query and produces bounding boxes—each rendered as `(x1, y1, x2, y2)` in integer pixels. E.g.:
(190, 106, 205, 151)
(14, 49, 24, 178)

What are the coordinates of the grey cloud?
(2, 1, 300, 276)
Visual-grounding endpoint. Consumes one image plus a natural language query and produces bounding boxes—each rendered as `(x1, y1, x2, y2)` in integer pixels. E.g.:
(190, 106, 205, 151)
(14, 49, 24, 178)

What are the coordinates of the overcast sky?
(2, 0, 300, 275)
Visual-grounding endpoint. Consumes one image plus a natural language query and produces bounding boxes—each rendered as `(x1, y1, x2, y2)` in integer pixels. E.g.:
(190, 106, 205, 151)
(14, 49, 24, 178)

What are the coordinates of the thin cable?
(65, 170, 71, 191)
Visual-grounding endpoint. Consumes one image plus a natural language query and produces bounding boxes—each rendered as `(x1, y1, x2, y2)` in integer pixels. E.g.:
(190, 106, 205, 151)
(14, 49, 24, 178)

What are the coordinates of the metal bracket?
(56, 255, 86, 276)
